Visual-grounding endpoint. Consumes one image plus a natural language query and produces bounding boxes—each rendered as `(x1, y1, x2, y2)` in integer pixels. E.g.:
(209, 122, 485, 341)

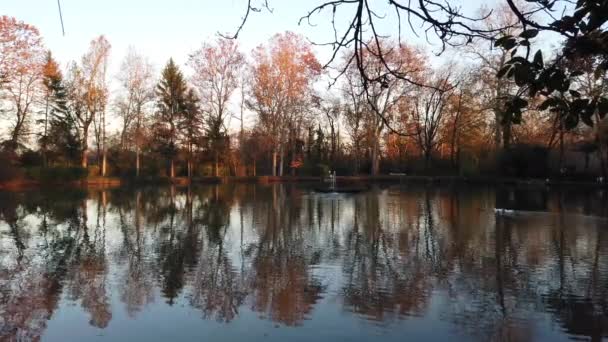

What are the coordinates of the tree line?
(1, 2, 607, 180)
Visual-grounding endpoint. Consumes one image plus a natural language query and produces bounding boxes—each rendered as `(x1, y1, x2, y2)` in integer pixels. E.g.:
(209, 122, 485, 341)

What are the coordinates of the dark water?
(0, 184, 607, 342)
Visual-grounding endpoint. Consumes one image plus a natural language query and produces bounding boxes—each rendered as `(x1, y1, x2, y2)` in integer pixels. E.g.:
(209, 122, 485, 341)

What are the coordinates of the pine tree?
(44, 58, 80, 165)
(40, 52, 59, 166)
(154, 58, 188, 178)
(179, 88, 202, 179)
(203, 105, 229, 177)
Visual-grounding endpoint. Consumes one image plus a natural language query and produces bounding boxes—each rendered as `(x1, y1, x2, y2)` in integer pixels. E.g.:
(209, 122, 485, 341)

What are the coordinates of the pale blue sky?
(4, 1, 324, 71)
(3, 0, 495, 74)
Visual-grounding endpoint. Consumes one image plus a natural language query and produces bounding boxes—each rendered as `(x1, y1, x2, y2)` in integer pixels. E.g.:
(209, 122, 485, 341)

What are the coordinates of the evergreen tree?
(154, 58, 188, 178)
(203, 104, 230, 177)
(179, 88, 202, 179)
(41, 53, 80, 165)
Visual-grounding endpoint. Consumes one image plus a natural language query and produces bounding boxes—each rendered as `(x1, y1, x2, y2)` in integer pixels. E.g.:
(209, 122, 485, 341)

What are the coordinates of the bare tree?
(69, 35, 111, 169)
(411, 72, 454, 169)
(115, 47, 154, 177)
(189, 38, 244, 176)
(345, 42, 424, 175)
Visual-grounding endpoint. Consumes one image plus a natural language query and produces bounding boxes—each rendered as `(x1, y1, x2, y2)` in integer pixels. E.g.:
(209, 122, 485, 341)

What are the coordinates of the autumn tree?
(189, 38, 244, 176)
(247, 32, 321, 176)
(343, 42, 424, 175)
(115, 47, 155, 176)
(0, 16, 45, 152)
(440, 77, 487, 168)
(68, 35, 111, 169)
(154, 59, 188, 178)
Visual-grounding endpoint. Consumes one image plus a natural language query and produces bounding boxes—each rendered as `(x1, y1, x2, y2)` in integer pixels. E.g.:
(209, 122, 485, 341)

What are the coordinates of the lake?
(0, 184, 607, 341)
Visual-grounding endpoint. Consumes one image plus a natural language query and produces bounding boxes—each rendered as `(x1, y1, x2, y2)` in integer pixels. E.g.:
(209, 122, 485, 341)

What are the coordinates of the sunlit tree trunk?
(43, 95, 49, 167)
(187, 142, 193, 180)
(135, 147, 140, 177)
(271, 150, 277, 177)
(81, 125, 89, 168)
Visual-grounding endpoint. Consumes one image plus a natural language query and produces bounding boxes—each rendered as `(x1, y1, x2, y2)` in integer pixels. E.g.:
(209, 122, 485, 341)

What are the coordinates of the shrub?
(20, 150, 43, 168)
(459, 152, 479, 177)
(0, 151, 21, 183)
(87, 165, 101, 178)
(29, 167, 87, 183)
(499, 144, 549, 178)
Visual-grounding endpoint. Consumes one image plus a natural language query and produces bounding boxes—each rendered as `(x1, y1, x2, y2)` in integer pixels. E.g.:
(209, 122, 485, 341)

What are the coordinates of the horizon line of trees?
(1, 5, 607, 180)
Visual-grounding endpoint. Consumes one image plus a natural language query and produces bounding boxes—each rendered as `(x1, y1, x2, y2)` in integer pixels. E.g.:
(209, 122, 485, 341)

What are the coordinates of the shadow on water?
(0, 184, 606, 341)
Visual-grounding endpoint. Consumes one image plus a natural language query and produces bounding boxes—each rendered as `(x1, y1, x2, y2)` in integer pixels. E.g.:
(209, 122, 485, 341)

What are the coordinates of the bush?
(459, 152, 479, 177)
(499, 144, 549, 178)
(20, 150, 43, 168)
(28, 167, 87, 183)
(88, 165, 101, 177)
(0, 151, 21, 183)
(299, 161, 330, 177)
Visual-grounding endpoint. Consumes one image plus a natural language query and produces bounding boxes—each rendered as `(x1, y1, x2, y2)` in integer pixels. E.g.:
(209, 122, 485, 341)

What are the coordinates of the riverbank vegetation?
(1, 1, 607, 185)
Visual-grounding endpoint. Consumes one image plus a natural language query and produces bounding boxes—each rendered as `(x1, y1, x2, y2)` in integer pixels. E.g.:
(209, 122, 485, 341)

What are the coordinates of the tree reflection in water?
(0, 184, 606, 341)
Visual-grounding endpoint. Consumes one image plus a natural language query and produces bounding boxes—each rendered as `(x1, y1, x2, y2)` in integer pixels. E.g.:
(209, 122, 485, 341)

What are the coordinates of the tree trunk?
(101, 150, 107, 177)
(8, 113, 25, 151)
(135, 147, 140, 177)
(101, 110, 107, 176)
(81, 125, 89, 168)
(594, 113, 608, 178)
(43, 98, 49, 167)
(354, 144, 360, 176)
(188, 143, 193, 180)
(502, 121, 511, 150)
(371, 140, 379, 176)
(558, 129, 565, 172)
(170, 159, 175, 178)
(213, 151, 219, 177)
(494, 111, 503, 151)
(279, 148, 284, 177)
(253, 159, 257, 177)
(271, 150, 277, 177)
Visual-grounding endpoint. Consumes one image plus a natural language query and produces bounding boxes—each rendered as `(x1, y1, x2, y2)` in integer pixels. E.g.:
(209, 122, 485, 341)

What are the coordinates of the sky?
(2, 0, 498, 132)
(3, 0, 500, 73)
(5, 0, 352, 73)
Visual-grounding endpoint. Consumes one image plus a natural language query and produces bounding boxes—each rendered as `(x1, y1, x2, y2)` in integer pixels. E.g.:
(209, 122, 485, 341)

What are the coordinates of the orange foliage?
(0, 16, 44, 80)
(249, 32, 322, 140)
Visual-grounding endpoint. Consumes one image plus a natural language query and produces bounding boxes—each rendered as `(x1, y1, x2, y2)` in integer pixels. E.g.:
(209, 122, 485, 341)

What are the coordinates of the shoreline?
(1, 175, 607, 191)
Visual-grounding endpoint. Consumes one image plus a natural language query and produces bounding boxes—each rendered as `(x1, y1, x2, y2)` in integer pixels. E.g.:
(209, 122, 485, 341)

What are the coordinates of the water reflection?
(0, 184, 607, 341)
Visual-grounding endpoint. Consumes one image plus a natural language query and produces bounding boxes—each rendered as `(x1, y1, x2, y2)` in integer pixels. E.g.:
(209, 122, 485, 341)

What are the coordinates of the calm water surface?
(0, 184, 607, 341)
